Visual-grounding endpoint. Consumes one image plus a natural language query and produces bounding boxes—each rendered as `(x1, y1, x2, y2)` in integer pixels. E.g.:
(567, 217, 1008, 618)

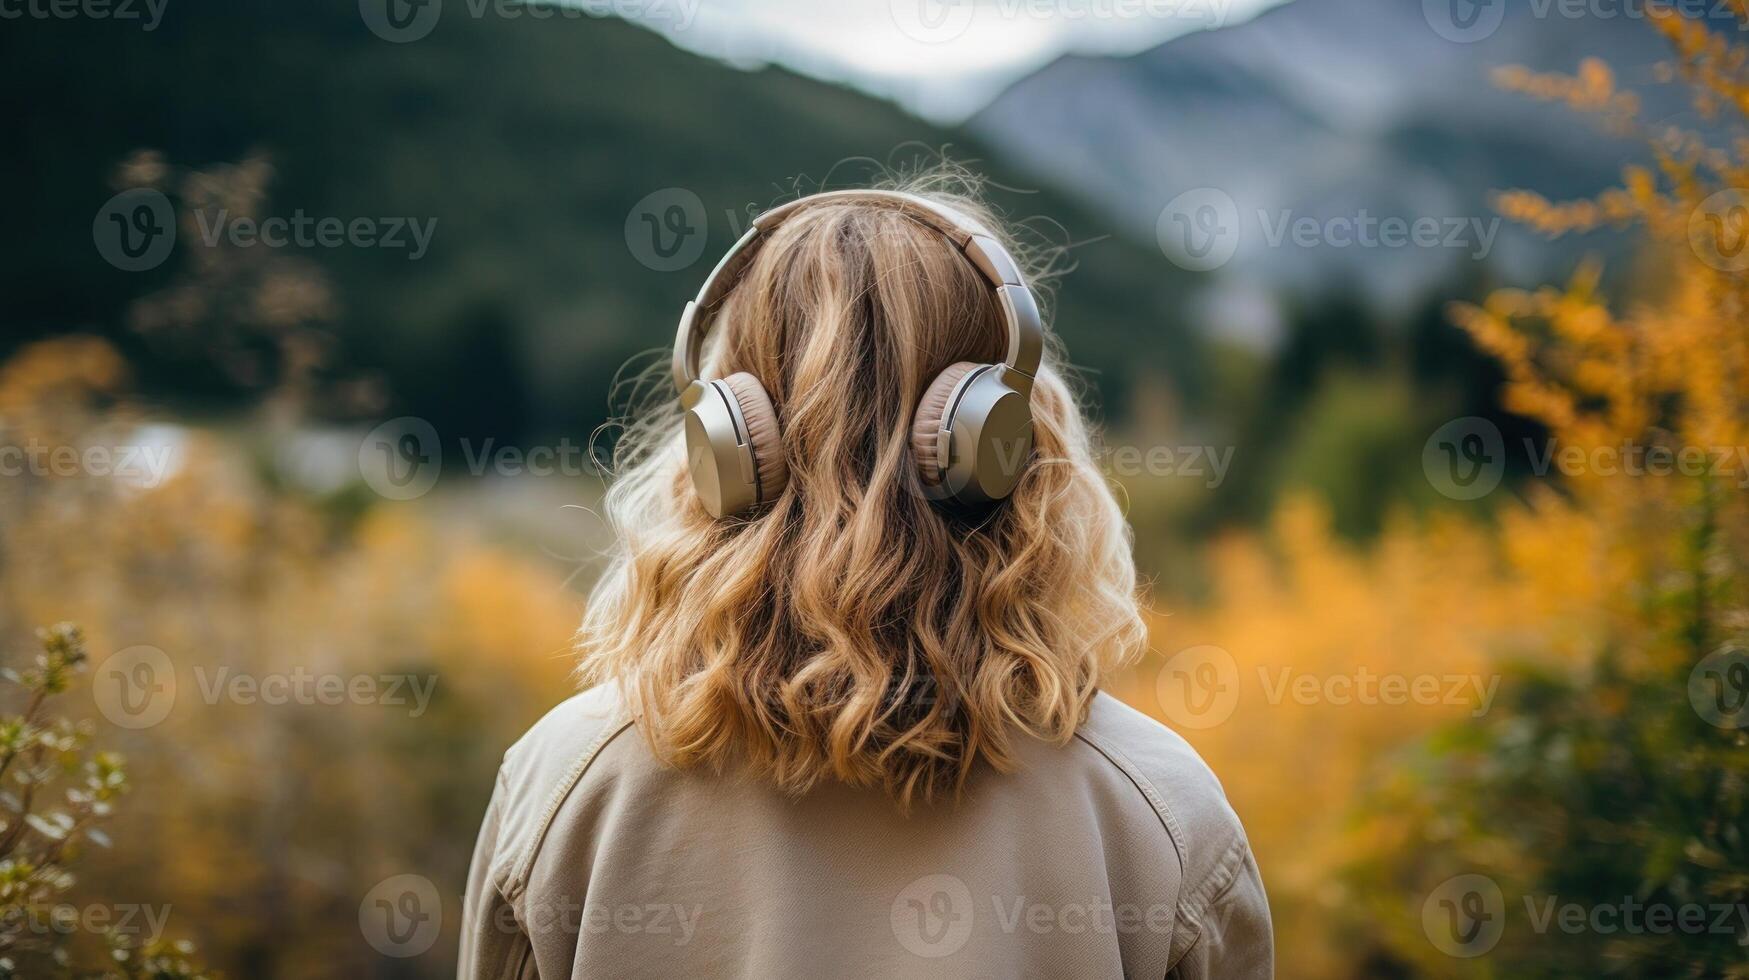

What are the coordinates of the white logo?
(1423, 417, 1505, 501)
(625, 188, 709, 272)
(1423, 0, 1505, 43)
(891, 874, 974, 958)
(1422, 873, 1505, 957)
(1155, 644, 1239, 729)
(891, 0, 977, 44)
(1157, 188, 1239, 272)
(93, 645, 177, 730)
(358, 417, 441, 500)
(360, 874, 443, 957)
(94, 189, 176, 272)
(1689, 645, 1749, 730)
(360, 0, 442, 42)
(1689, 189, 1749, 273)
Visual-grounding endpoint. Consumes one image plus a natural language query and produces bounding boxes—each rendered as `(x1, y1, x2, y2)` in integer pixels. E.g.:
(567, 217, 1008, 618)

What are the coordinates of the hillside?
(971, 0, 1718, 310)
(0, 0, 1208, 438)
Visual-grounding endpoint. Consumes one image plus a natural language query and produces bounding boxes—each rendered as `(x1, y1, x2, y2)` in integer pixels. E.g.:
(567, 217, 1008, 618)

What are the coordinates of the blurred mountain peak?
(970, 0, 1712, 316)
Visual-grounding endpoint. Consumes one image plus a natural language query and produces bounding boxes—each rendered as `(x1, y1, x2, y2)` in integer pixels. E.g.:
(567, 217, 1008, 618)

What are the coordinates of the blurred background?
(3, 0, 1748, 975)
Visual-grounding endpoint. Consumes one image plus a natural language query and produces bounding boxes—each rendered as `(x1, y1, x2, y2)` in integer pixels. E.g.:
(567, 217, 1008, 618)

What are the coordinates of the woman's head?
(578, 176, 1146, 807)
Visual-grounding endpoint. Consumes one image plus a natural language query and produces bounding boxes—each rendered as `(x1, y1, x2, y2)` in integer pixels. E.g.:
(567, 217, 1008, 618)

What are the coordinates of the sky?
(610, 0, 1289, 122)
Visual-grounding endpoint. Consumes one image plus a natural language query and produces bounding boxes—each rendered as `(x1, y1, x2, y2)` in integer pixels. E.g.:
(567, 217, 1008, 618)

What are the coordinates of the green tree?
(1351, 7, 1749, 975)
(0, 625, 211, 980)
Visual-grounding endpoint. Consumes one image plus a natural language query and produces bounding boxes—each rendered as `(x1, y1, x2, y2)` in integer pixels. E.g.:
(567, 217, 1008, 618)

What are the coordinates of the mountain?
(970, 0, 1723, 325)
(1, 0, 1207, 436)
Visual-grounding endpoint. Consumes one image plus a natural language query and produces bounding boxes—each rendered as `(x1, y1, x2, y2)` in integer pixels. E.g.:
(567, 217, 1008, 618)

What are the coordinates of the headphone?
(671, 189, 1045, 519)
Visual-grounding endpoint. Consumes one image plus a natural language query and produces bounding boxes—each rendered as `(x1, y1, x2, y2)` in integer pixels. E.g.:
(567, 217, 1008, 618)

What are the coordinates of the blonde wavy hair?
(577, 175, 1146, 807)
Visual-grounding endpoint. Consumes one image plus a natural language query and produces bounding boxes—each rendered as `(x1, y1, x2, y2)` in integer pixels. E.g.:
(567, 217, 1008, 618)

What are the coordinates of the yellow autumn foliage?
(0, 336, 583, 978)
(1116, 10, 1749, 975)
(4, 8, 1746, 976)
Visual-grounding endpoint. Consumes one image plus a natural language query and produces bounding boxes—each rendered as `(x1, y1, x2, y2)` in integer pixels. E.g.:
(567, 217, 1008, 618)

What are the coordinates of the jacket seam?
(1071, 726, 1189, 878)
(1168, 930, 1203, 979)
(1182, 837, 1247, 913)
(1073, 724, 1250, 971)
(1169, 837, 1248, 961)
(503, 714, 636, 902)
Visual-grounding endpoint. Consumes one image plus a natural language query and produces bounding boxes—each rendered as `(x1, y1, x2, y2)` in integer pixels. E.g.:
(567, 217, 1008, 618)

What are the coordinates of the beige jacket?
(458, 687, 1272, 979)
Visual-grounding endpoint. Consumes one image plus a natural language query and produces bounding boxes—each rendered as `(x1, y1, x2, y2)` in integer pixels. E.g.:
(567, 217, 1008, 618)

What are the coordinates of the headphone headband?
(670, 190, 1043, 398)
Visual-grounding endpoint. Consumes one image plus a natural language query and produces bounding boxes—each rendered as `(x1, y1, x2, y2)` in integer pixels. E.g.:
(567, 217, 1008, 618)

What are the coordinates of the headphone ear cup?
(720, 372, 788, 504)
(912, 361, 982, 488)
(913, 362, 1035, 505)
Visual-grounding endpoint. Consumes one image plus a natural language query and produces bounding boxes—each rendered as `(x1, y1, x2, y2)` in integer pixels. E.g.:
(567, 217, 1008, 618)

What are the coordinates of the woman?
(459, 181, 1272, 979)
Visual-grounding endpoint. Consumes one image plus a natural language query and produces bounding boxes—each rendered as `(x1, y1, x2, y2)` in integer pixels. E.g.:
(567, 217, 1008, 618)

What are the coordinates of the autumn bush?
(0, 623, 215, 979)
(0, 331, 585, 977)
(0, 144, 608, 976)
(1120, 5, 1749, 976)
(8, 8, 1748, 976)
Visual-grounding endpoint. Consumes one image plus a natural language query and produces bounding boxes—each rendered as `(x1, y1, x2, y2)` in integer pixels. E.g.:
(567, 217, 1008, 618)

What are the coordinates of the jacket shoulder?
(1075, 692, 1252, 913)
(489, 684, 634, 900)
